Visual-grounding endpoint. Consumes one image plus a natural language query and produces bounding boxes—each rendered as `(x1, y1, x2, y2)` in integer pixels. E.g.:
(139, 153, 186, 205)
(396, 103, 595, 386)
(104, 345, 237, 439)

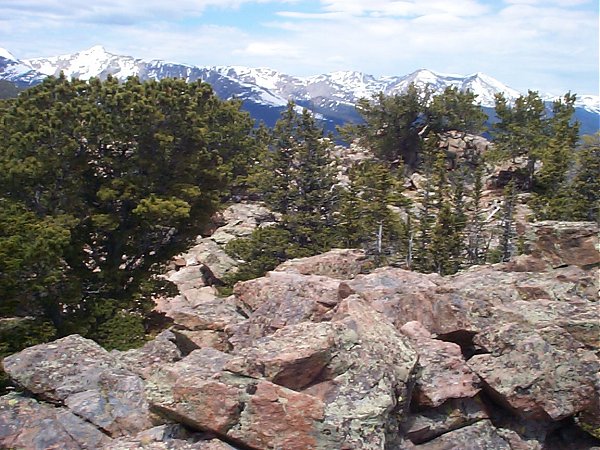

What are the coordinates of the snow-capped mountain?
(1, 46, 598, 132)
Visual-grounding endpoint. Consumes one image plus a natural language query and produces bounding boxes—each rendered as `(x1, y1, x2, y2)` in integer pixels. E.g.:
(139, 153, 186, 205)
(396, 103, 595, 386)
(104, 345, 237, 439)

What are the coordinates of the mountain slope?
(1, 46, 598, 132)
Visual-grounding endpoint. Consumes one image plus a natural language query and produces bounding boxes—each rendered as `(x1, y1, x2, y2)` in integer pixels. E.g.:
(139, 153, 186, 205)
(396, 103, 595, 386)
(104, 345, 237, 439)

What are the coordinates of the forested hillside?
(1, 76, 598, 383)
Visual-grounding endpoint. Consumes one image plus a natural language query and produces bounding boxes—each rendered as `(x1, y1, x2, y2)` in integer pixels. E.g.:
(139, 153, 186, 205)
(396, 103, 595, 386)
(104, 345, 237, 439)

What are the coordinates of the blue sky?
(0, 0, 598, 95)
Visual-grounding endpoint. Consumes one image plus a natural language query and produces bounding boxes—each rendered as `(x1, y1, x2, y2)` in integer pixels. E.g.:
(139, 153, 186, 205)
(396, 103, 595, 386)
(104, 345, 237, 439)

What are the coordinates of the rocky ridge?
(1, 212, 598, 449)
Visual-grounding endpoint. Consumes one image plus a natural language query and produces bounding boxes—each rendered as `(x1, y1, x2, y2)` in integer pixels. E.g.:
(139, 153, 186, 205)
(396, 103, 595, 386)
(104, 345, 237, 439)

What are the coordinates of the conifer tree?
(0, 75, 256, 349)
(499, 180, 517, 262)
(569, 133, 600, 222)
(336, 159, 409, 262)
(466, 161, 487, 265)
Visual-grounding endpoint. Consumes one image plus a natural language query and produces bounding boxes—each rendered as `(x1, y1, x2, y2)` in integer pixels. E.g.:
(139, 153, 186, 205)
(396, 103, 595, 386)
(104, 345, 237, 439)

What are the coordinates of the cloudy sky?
(1, 0, 598, 95)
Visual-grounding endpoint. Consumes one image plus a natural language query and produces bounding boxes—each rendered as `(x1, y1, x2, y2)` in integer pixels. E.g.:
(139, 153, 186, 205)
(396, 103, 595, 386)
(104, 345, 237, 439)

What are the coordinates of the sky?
(0, 0, 598, 96)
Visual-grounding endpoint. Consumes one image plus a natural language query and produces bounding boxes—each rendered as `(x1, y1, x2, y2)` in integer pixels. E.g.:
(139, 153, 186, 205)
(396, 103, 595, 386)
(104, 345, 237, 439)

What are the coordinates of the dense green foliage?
(0, 74, 256, 351)
(343, 85, 485, 168)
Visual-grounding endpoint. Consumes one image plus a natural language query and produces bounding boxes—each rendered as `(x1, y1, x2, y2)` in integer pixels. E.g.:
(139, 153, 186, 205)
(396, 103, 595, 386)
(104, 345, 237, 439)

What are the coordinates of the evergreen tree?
(0, 75, 256, 348)
(336, 159, 409, 262)
(499, 181, 517, 262)
(492, 91, 578, 192)
(466, 160, 487, 265)
(346, 85, 486, 170)
(226, 103, 339, 284)
(569, 133, 600, 222)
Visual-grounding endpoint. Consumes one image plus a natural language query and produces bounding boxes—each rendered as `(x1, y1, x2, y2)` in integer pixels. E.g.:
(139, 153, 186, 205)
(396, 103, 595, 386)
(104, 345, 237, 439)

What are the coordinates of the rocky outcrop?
(274, 248, 372, 279)
(3, 335, 153, 437)
(521, 221, 600, 269)
(2, 221, 599, 449)
(0, 393, 111, 450)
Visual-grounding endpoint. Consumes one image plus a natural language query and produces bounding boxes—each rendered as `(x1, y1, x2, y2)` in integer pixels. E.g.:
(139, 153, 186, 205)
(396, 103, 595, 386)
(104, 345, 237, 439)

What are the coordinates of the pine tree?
(569, 133, 600, 222)
(0, 75, 257, 348)
(466, 161, 487, 265)
(499, 181, 517, 262)
(336, 159, 409, 262)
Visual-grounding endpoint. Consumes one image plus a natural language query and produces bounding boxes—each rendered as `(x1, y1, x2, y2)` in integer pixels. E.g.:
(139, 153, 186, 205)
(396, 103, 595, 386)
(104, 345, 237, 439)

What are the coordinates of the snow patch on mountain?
(0, 47, 18, 62)
(1, 46, 598, 119)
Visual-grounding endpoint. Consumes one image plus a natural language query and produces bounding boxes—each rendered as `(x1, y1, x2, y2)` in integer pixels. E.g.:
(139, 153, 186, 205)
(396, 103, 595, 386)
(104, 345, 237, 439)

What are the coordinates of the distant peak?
(83, 45, 109, 54)
(0, 47, 18, 61)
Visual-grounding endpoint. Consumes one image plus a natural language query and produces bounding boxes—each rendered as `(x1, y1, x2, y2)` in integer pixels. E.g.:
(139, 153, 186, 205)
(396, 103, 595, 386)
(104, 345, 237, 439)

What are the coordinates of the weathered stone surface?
(275, 248, 371, 279)
(400, 321, 480, 408)
(226, 321, 337, 391)
(414, 419, 513, 449)
(171, 328, 230, 353)
(2, 335, 153, 436)
(341, 264, 598, 341)
(0, 393, 111, 450)
(227, 271, 341, 349)
(102, 425, 236, 449)
(401, 397, 489, 444)
(146, 347, 328, 450)
(468, 323, 599, 421)
(313, 296, 418, 449)
(112, 330, 182, 379)
(210, 202, 277, 245)
(146, 348, 242, 434)
(155, 289, 245, 333)
(227, 381, 326, 450)
(148, 297, 418, 450)
(522, 221, 599, 269)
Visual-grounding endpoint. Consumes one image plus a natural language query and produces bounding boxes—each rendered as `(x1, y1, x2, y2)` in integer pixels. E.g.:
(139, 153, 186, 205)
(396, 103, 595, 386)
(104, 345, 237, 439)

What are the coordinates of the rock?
(274, 248, 372, 279)
(145, 348, 328, 450)
(102, 425, 236, 449)
(148, 297, 418, 449)
(0, 393, 111, 450)
(522, 221, 599, 269)
(182, 240, 239, 281)
(468, 323, 599, 421)
(2, 335, 153, 437)
(112, 330, 182, 379)
(170, 328, 230, 353)
(401, 397, 489, 444)
(225, 321, 338, 391)
(313, 296, 418, 449)
(227, 271, 341, 349)
(341, 264, 598, 341)
(400, 321, 481, 408)
(211, 202, 277, 245)
(155, 289, 245, 333)
(227, 380, 326, 450)
(413, 419, 513, 449)
(166, 265, 207, 290)
(145, 348, 243, 434)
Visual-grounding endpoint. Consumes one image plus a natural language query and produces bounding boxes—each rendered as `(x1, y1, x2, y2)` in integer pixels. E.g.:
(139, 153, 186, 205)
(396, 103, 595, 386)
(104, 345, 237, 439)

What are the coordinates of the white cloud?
(0, 0, 597, 95)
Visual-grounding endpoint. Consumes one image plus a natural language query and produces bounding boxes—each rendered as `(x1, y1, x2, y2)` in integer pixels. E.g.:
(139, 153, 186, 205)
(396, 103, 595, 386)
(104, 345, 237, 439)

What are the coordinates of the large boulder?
(145, 347, 328, 450)
(274, 248, 372, 279)
(400, 397, 490, 445)
(0, 393, 111, 450)
(2, 335, 153, 437)
(210, 202, 278, 245)
(400, 321, 481, 408)
(112, 330, 182, 379)
(227, 271, 342, 349)
(154, 287, 245, 345)
(468, 323, 599, 421)
(522, 221, 599, 269)
(412, 419, 517, 450)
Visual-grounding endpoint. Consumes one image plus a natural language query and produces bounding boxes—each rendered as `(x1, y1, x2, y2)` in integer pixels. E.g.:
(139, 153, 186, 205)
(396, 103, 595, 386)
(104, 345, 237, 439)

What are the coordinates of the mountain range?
(1, 45, 598, 134)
